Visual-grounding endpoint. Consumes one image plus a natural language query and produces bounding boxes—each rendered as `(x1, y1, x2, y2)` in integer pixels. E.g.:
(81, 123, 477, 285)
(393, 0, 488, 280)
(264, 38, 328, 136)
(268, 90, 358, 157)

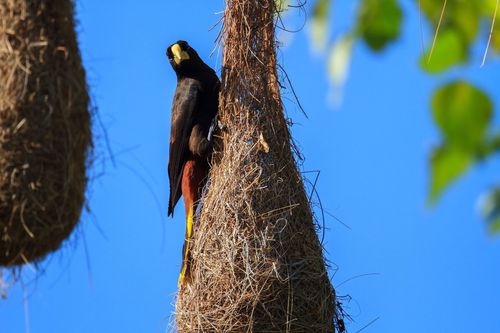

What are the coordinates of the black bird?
(166, 40, 220, 286)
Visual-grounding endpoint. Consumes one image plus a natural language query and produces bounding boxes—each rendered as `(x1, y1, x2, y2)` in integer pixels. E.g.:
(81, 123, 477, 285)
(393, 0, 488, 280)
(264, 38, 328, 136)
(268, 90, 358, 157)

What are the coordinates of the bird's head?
(166, 40, 203, 74)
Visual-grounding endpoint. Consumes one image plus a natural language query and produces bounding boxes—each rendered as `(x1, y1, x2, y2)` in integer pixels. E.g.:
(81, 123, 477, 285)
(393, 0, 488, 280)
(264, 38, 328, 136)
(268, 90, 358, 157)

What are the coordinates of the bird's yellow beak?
(171, 43, 190, 65)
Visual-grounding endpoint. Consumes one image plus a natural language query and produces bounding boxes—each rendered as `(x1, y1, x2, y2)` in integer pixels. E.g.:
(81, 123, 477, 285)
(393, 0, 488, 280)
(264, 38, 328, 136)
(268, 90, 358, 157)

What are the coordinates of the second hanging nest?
(0, 0, 92, 266)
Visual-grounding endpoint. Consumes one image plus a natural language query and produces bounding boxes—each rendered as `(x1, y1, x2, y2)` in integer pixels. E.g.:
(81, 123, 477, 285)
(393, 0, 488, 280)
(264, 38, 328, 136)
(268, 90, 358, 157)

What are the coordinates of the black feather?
(167, 41, 220, 217)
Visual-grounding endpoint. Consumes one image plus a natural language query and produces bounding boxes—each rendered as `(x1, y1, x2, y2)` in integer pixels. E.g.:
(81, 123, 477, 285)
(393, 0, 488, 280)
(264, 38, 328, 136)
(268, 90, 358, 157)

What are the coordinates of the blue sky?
(2, 1, 500, 332)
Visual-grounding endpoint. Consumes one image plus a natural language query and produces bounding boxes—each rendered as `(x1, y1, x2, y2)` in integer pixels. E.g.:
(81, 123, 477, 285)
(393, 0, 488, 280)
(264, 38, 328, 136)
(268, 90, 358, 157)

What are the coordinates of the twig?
(481, 0, 499, 68)
(278, 64, 308, 119)
(355, 316, 381, 333)
(336, 272, 380, 288)
(427, 0, 448, 64)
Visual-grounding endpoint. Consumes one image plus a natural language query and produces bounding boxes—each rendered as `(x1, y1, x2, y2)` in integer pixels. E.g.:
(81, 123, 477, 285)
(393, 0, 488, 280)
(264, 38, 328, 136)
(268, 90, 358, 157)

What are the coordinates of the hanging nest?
(0, 0, 91, 266)
(175, 0, 343, 331)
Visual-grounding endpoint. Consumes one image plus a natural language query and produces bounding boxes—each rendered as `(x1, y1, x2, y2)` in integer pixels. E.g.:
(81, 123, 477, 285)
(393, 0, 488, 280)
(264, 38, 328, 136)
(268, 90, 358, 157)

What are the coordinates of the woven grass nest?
(175, 0, 344, 331)
(0, 0, 91, 266)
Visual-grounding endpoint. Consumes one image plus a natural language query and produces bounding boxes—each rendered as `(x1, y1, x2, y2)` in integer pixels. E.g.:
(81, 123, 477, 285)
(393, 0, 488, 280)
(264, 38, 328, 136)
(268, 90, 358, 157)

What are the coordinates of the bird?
(166, 40, 220, 287)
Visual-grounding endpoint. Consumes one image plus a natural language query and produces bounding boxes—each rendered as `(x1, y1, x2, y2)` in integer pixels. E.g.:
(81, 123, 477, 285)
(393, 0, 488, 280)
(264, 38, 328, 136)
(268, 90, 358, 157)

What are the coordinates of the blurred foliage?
(430, 81, 493, 203)
(420, 0, 482, 44)
(481, 187, 500, 233)
(419, 29, 466, 73)
(310, 0, 332, 49)
(356, 0, 402, 51)
(328, 34, 355, 88)
(429, 146, 471, 205)
(303, 0, 500, 232)
(276, 0, 290, 13)
(432, 82, 492, 154)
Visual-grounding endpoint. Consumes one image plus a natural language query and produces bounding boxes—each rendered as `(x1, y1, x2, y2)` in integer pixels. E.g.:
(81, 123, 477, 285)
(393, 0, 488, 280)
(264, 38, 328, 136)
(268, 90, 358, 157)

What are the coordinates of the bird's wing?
(168, 79, 200, 216)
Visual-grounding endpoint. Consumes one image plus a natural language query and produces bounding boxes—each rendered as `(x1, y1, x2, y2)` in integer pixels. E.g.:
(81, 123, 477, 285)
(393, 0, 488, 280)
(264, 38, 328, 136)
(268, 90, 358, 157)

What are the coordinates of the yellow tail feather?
(178, 206, 194, 287)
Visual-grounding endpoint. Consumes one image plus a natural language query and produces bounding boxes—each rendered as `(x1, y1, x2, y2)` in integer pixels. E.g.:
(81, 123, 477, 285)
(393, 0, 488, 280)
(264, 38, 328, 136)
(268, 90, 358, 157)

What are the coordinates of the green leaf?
(419, 0, 481, 43)
(310, 0, 331, 50)
(429, 145, 471, 204)
(482, 0, 499, 16)
(479, 187, 500, 233)
(432, 81, 493, 152)
(357, 0, 403, 51)
(483, 0, 500, 52)
(490, 218, 500, 234)
(493, 21, 500, 52)
(420, 28, 467, 73)
(492, 132, 500, 151)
